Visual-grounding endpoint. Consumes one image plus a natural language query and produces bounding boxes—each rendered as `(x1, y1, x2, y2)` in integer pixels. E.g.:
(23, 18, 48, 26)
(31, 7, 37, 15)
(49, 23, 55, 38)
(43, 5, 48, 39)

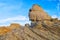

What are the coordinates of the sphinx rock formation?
(0, 4, 60, 40)
(29, 4, 51, 21)
(29, 4, 53, 28)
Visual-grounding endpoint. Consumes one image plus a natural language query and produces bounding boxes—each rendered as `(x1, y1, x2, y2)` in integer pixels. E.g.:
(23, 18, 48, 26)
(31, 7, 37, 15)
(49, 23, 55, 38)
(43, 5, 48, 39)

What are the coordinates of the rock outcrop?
(29, 4, 51, 21)
(9, 23, 21, 29)
(0, 4, 60, 40)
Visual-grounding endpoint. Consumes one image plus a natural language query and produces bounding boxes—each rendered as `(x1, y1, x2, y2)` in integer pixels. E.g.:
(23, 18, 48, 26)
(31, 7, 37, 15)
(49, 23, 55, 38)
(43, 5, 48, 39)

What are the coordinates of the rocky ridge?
(0, 4, 60, 40)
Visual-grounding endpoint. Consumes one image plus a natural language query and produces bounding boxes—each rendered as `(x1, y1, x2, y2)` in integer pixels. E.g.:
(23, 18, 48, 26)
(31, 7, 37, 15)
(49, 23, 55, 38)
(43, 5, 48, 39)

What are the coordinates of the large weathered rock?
(29, 4, 51, 21)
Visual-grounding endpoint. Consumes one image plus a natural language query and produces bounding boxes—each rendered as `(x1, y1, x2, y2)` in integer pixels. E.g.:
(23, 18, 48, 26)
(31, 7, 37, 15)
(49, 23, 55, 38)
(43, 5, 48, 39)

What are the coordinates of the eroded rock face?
(29, 4, 51, 21)
(0, 23, 60, 40)
(28, 4, 60, 29)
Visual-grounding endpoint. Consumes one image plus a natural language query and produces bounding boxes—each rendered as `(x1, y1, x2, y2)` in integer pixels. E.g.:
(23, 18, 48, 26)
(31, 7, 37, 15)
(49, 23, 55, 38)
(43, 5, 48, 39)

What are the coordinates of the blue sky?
(0, 0, 59, 26)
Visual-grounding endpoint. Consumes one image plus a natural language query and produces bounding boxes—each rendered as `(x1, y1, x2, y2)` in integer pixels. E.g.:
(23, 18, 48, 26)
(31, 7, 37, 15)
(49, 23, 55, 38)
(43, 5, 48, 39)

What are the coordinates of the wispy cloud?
(51, 15, 60, 20)
(52, 15, 57, 18)
(0, 15, 30, 26)
(0, 15, 29, 23)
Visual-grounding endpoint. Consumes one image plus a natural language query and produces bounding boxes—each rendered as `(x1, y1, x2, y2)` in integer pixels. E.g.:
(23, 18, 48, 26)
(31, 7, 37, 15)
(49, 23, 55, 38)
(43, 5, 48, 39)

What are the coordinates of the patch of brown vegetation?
(0, 27, 11, 35)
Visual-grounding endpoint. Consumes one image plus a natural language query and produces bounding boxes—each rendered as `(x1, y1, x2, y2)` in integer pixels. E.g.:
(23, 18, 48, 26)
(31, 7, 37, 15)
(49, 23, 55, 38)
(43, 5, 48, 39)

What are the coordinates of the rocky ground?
(0, 22, 60, 40)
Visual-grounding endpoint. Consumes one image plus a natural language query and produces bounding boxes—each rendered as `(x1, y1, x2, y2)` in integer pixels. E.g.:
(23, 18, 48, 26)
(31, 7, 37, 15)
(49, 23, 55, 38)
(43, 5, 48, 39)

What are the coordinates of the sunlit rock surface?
(0, 4, 60, 40)
(29, 4, 51, 21)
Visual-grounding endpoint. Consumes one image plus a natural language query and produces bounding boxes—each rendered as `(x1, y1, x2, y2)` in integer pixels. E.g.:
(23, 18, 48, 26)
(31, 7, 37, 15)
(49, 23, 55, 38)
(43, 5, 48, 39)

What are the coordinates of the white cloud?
(0, 24, 10, 27)
(0, 15, 30, 26)
(52, 15, 57, 18)
(0, 15, 29, 23)
(52, 15, 60, 20)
